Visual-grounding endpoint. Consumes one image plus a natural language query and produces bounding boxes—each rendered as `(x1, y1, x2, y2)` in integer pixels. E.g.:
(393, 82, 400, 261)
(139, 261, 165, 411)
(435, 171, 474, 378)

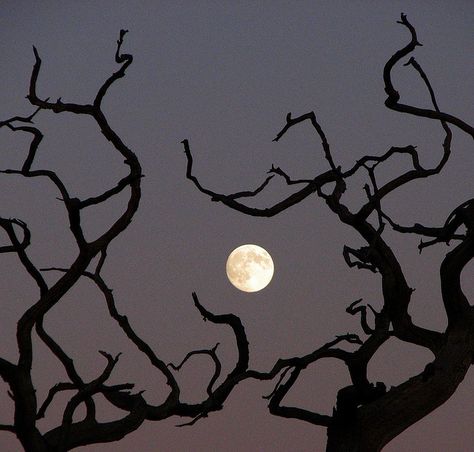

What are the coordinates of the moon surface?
(226, 244, 274, 292)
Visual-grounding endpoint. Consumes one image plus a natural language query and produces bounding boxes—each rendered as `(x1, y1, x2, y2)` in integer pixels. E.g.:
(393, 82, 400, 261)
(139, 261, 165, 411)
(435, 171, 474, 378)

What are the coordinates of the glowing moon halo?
(226, 244, 274, 292)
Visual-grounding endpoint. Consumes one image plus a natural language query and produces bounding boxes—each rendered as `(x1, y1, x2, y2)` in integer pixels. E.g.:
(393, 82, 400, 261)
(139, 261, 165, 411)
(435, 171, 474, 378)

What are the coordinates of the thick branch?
(324, 192, 443, 353)
(44, 397, 147, 450)
(192, 292, 249, 378)
(0, 356, 17, 385)
(0, 424, 16, 433)
(440, 234, 474, 324)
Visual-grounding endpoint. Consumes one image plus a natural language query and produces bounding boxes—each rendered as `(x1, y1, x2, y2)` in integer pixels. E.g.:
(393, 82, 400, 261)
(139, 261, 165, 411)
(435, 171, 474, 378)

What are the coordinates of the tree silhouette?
(1, 14, 473, 452)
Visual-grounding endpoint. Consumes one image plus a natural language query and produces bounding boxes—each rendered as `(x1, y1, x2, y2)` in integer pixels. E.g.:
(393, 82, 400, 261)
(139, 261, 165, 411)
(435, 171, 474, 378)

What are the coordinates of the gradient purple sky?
(1, 1, 473, 451)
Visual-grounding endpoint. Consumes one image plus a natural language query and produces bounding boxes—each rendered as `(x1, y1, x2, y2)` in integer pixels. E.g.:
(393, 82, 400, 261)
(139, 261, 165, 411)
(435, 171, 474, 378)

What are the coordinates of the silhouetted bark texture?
(0, 14, 472, 452)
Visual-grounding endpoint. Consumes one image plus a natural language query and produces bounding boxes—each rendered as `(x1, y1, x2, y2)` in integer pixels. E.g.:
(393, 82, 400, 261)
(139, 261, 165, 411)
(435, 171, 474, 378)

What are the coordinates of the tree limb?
(383, 14, 474, 138)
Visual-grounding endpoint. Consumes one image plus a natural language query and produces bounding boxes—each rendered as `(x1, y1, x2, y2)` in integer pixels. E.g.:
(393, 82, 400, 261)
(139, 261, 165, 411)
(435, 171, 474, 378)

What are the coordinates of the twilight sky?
(0, 1, 473, 451)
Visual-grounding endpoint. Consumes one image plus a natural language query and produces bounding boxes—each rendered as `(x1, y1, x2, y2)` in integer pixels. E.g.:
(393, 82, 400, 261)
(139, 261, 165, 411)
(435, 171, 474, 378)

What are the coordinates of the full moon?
(226, 244, 274, 292)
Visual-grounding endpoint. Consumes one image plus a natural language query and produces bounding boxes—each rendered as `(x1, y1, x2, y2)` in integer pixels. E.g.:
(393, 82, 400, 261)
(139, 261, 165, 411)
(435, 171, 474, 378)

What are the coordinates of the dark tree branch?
(0, 424, 16, 433)
(268, 164, 313, 185)
(0, 167, 87, 249)
(363, 165, 384, 230)
(34, 318, 96, 423)
(344, 145, 423, 178)
(383, 14, 474, 138)
(0, 218, 47, 296)
(22, 30, 142, 254)
(192, 292, 249, 378)
(346, 299, 377, 335)
(95, 248, 107, 276)
(262, 366, 292, 400)
(343, 245, 378, 273)
(28, 46, 93, 114)
(163, 299, 360, 428)
(79, 174, 142, 209)
(36, 383, 76, 420)
(93, 29, 133, 109)
(356, 111, 452, 223)
(381, 199, 474, 250)
(440, 233, 474, 324)
(0, 218, 31, 254)
(0, 356, 17, 386)
(2, 123, 43, 173)
(182, 138, 338, 217)
(56, 351, 122, 450)
(42, 266, 181, 403)
(267, 367, 332, 426)
(0, 106, 42, 127)
(168, 343, 222, 396)
(273, 111, 338, 173)
(35, 320, 83, 385)
(246, 334, 360, 383)
(244, 334, 363, 427)
(43, 397, 147, 451)
(181, 139, 275, 202)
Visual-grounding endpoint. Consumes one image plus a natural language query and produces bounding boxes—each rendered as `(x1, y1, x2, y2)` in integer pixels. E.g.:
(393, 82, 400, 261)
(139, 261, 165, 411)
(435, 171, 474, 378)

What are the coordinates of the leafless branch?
(346, 299, 376, 335)
(0, 424, 16, 433)
(93, 29, 133, 109)
(0, 106, 42, 126)
(37, 383, 76, 420)
(192, 292, 249, 378)
(384, 13, 474, 138)
(0, 218, 47, 295)
(1, 122, 43, 173)
(343, 244, 380, 273)
(268, 164, 313, 185)
(168, 343, 222, 396)
(273, 111, 339, 173)
(182, 138, 338, 217)
(0, 218, 31, 254)
(40, 265, 181, 405)
(267, 366, 332, 426)
(262, 366, 292, 400)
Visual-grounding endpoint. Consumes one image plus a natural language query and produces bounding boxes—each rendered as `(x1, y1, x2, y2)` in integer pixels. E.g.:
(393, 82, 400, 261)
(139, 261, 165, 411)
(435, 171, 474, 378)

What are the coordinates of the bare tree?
(182, 13, 474, 451)
(0, 14, 472, 452)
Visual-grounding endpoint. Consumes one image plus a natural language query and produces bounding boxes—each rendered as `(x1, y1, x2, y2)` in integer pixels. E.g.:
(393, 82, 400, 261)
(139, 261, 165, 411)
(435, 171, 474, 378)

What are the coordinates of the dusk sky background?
(0, 1, 473, 451)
